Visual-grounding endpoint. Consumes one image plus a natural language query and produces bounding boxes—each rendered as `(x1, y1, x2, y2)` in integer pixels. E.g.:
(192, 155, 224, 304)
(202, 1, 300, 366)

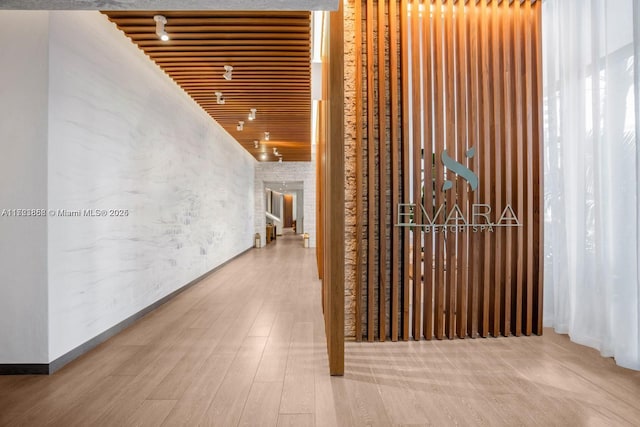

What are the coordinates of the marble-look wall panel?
(255, 161, 316, 248)
(47, 12, 256, 361)
(0, 11, 50, 364)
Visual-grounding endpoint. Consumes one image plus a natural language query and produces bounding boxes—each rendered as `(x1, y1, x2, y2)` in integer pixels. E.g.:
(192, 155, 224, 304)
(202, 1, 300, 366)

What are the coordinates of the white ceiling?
(0, 0, 338, 10)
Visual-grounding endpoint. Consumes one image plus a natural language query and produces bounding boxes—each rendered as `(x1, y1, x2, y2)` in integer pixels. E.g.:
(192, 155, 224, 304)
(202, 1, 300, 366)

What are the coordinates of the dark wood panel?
(366, 0, 376, 342)
(533, 3, 544, 336)
(400, 0, 411, 342)
(354, 0, 364, 343)
(410, 0, 422, 340)
(524, 0, 534, 336)
(502, 0, 514, 337)
(479, 0, 492, 338)
(377, 0, 387, 342)
(389, 0, 400, 342)
(455, 0, 469, 339)
(467, 2, 480, 339)
(490, 0, 503, 338)
(433, 0, 445, 340)
(444, 0, 456, 340)
(421, 0, 434, 342)
(513, 0, 525, 337)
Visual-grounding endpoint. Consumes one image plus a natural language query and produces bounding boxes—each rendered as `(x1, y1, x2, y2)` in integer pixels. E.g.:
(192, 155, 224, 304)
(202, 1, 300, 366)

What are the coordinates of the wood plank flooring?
(1, 233, 639, 426)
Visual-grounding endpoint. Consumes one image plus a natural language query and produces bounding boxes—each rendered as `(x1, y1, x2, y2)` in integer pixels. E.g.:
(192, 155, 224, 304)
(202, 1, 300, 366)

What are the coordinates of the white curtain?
(543, 0, 640, 370)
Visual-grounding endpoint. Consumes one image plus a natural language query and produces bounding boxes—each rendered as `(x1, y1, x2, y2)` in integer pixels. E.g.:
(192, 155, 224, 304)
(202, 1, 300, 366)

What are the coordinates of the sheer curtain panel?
(543, 0, 640, 370)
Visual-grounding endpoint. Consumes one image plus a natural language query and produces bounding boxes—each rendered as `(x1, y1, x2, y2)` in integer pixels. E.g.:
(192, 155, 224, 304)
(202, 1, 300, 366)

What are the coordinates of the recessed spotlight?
(237, 120, 244, 131)
(223, 65, 233, 81)
(248, 108, 257, 121)
(261, 153, 267, 160)
(214, 91, 225, 104)
(264, 132, 270, 141)
(153, 15, 170, 42)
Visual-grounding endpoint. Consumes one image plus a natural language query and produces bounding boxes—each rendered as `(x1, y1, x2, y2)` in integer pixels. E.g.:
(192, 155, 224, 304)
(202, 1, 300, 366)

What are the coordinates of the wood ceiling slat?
(200, 102, 310, 106)
(170, 74, 309, 79)
(121, 25, 309, 34)
(209, 117, 308, 123)
(202, 113, 310, 117)
(239, 143, 311, 148)
(174, 78, 309, 83)
(113, 17, 309, 25)
(152, 56, 309, 62)
(156, 61, 309, 66)
(199, 100, 310, 104)
(146, 47, 309, 54)
(205, 113, 311, 117)
(201, 107, 309, 111)
(128, 33, 309, 40)
(150, 53, 309, 59)
(162, 64, 310, 71)
(179, 86, 309, 90)
(104, 10, 312, 162)
(136, 39, 310, 47)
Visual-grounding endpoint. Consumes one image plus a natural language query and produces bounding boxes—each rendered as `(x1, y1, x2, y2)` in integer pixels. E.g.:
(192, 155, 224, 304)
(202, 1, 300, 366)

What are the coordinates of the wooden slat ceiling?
(103, 11, 312, 162)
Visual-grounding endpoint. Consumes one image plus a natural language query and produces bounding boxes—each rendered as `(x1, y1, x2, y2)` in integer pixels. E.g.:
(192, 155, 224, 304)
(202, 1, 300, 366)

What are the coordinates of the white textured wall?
(255, 162, 316, 248)
(0, 11, 50, 364)
(46, 12, 256, 361)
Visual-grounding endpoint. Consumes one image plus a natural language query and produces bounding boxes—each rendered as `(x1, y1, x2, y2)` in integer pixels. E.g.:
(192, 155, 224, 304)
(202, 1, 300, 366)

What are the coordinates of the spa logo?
(396, 147, 521, 233)
(441, 147, 478, 192)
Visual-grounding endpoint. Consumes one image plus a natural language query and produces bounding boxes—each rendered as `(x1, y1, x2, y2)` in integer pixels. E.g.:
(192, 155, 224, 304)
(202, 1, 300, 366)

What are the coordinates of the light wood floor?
(1, 234, 639, 426)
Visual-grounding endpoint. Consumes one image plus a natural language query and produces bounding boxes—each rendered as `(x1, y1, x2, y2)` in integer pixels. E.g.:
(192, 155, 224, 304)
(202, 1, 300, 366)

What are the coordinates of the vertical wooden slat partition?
(432, 0, 445, 340)
(400, 0, 411, 341)
(366, 0, 376, 342)
(354, 0, 364, 343)
(318, 5, 344, 375)
(389, 0, 401, 342)
(410, 0, 422, 340)
(353, 0, 542, 341)
(422, 0, 434, 341)
(468, 2, 481, 338)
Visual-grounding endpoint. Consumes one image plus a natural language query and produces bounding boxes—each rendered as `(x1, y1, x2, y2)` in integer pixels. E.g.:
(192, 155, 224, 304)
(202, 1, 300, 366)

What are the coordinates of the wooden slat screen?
(354, 0, 542, 341)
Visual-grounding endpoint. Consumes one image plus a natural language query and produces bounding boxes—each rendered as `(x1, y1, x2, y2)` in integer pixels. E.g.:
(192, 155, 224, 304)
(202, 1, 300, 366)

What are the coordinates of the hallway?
(1, 234, 640, 426)
(0, 234, 331, 426)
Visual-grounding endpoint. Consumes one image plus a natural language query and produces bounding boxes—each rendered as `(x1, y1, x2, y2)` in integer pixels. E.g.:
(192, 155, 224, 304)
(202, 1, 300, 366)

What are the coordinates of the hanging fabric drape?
(543, 0, 640, 370)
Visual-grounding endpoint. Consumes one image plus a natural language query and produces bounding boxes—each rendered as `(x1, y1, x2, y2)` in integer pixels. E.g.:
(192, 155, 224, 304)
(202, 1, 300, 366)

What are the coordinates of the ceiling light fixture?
(223, 65, 233, 81)
(261, 153, 267, 160)
(214, 91, 225, 104)
(237, 120, 244, 131)
(248, 108, 257, 121)
(279, 157, 283, 163)
(153, 15, 170, 42)
(264, 132, 270, 141)
(254, 140, 259, 149)
(273, 147, 278, 155)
